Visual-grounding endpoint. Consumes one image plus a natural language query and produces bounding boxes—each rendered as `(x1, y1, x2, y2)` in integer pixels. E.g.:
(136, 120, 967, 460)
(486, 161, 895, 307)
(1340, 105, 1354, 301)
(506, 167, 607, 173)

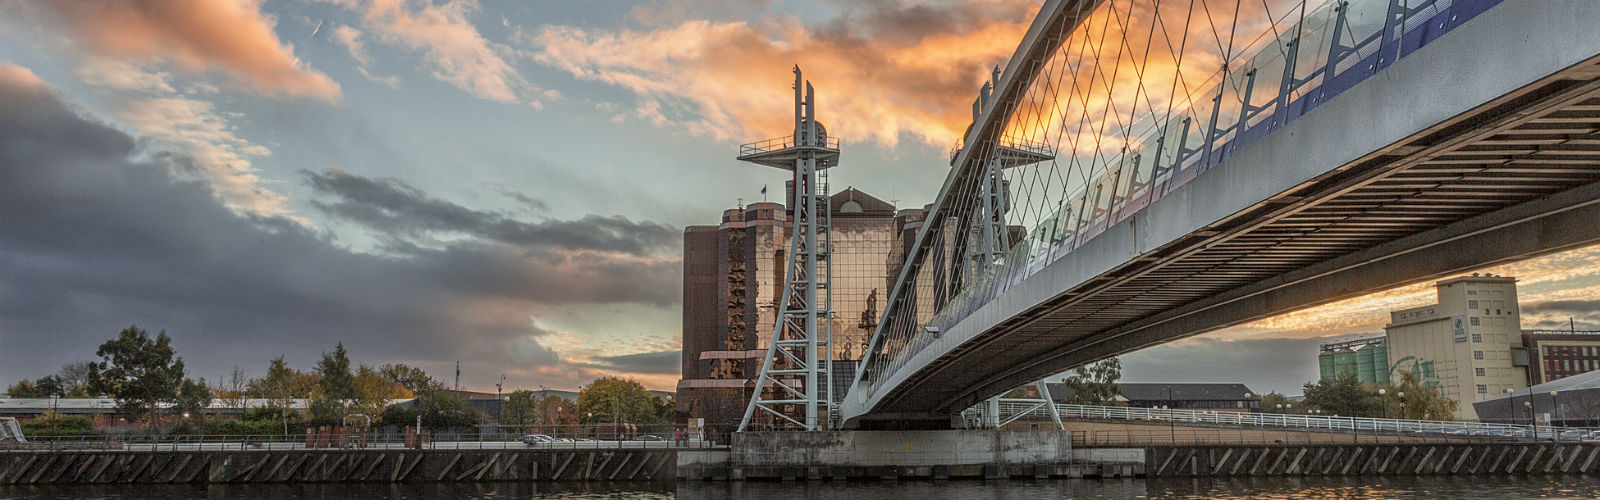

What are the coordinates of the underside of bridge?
(854, 9, 1600, 427)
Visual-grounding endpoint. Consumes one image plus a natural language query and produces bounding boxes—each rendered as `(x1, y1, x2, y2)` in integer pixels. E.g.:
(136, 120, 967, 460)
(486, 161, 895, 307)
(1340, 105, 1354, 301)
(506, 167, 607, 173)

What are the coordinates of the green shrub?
(20, 412, 97, 436)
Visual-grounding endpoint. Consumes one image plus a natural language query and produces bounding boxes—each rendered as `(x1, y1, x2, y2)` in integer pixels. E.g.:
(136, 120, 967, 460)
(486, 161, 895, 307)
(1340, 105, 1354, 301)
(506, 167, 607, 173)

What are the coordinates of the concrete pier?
(676, 430, 1145, 480)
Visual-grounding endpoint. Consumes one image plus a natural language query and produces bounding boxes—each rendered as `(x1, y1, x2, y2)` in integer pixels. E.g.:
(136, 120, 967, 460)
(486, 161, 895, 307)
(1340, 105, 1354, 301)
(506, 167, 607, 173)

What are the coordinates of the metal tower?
(736, 66, 840, 431)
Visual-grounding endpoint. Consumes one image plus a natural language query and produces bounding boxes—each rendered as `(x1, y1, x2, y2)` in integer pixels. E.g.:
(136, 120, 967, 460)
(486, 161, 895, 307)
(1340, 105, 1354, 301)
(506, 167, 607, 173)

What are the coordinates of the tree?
(576, 377, 661, 425)
(416, 388, 483, 428)
(1054, 357, 1124, 405)
(87, 326, 186, 427)
(1302, 371, 1381, 417)
(57, 361, 95, 397)
(501, 390, 537, 430)
(248, 356, 300, 434)
(1383, 370, 1456, 421)
(5, 379, 40, 397)
(175, 378, 212, 422)
(216, 365, 248, 410)
(352, 364, 408, 423)
(1260, 392, 1299, 414)
(380, 363, 440, 394)
(534, 395, 578, 433)
(5, 377, 61, 398)
(310, 343, 355, 424)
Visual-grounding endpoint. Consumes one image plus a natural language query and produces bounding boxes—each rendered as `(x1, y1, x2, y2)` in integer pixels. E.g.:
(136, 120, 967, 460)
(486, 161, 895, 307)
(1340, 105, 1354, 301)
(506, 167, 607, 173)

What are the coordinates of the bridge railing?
(857, 0, 1507, 402)
(983, 400, 1600, 442)
(1, 432, 726, 452)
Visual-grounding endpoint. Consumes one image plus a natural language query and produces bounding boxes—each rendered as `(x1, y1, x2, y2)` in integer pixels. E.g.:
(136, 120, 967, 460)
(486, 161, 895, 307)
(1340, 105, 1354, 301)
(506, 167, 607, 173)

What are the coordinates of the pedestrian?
(673, 427, 683, 446)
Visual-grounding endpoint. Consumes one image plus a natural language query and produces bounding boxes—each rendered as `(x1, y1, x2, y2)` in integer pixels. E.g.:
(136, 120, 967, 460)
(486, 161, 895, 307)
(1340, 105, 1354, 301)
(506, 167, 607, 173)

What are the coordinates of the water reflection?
(3, 476, 1599, 500)
(681, 476, 1600, 500)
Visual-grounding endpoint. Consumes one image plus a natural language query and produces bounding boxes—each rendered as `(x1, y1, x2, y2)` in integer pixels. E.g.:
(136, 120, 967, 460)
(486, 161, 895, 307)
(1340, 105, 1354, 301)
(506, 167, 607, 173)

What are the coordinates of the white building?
(1384, 275, 1530, 421)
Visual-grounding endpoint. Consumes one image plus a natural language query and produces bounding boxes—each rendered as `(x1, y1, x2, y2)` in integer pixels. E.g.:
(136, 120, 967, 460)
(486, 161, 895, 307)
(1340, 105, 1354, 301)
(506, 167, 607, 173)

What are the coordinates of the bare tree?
(227, 366, 248, 410)
(57, 361, 95, 396)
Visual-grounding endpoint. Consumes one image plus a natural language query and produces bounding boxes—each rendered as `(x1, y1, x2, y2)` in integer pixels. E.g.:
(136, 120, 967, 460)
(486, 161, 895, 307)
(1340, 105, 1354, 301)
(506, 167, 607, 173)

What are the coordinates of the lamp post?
(1398, 391, 1407, 421)
(1551, 391, 1561, 428)
(1378, 388, 1388, 419)
(1525, 400, 1535, 438)
(1166, 386, 1175, 443)
(50, 393, 59, 436)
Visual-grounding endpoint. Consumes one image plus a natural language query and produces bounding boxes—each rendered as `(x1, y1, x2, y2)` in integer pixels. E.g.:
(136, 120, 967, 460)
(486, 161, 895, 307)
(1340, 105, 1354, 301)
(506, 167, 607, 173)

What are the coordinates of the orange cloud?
(320, 0, 533, 104)
(1208, 245, 1600, 342)
(525, 0, 1040, 148)
(9, 0, 340, 101)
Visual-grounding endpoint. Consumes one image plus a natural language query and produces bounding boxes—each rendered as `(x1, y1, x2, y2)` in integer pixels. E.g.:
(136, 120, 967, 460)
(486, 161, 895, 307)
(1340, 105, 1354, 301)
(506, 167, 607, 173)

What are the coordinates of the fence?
(978, 400, 1600, 442)
(1, 430, 726, 453)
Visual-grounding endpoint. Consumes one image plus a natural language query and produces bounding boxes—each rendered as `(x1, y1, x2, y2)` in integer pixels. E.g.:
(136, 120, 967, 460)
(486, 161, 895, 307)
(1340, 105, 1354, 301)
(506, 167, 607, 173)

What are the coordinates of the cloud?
(108, 96, 292, 217)
(73, 58, 176, 93)
(0, 64, 674, 391)
(1116, 336, 1326, 396)
(303, 167, 678, 256)
(3, 0, 339, 101)
(588, 350, 682, 376)
(523, 0, 1040, 147)
(332, 24, 403, 88)
(320, 0, 534, 103)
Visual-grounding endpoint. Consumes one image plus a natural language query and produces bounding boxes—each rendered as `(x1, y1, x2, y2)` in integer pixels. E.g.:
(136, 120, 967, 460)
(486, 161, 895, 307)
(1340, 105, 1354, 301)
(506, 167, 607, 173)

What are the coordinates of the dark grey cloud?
(303, 168, 677, 256)
(588, 350, 682, 375)
(1114, 336, 1326, 397)
(1522, 300, 1600, 331)
(1524, 300, 1600, 316)
(0, 69, 678, 389)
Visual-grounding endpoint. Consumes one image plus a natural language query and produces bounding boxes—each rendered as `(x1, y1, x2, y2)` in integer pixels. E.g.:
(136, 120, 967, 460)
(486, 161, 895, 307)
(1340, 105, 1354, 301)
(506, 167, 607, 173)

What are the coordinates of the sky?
(0, 0, 1596, 397)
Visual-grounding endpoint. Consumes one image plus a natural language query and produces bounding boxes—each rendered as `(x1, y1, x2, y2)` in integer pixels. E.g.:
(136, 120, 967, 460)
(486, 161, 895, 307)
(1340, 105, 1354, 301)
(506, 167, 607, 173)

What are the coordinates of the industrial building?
(1384, 275, 1530, 421)
(1317, 336, 1391, 385)
(1474, 369, 1600, 427)
(676, 188, 924, 430)
(1522, 330, 1600, 385)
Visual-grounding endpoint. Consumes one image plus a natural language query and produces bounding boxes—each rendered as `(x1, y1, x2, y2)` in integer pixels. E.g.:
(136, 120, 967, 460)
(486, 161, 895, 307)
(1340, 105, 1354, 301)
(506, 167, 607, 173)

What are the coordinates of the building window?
(1470, 317, 1480, 326)
(1468, 300, 1479, 309)
(1472, 333, 1482, 343)
(1476, 367, 1486, 377)
(1477, 384, 1487, 394)
(1468, 290, 1478, 295)
(1546, 346, 1554, 355)
(1474, 351, 1484, 360)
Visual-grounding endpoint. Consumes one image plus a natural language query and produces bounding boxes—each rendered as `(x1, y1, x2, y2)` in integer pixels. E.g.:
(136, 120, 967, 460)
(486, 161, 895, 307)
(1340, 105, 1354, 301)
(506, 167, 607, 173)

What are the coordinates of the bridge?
(841, 0, 1600, 427)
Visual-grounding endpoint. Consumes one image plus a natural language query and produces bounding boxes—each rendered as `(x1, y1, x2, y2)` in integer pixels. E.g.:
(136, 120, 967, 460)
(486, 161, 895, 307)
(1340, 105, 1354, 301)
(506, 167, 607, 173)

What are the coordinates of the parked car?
(635, 434, 664, 441)
(519, 434, 557, 445)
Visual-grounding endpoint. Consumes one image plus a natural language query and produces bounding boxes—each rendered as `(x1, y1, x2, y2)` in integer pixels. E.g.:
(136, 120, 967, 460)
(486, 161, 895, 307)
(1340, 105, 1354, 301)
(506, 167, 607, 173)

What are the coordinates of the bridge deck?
(850, 1, 1600, 422)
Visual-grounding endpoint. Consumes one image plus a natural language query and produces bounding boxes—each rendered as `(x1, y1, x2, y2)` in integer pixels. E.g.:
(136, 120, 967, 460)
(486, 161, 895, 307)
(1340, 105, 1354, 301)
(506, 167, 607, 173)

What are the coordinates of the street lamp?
(1166, 386, 1176, 443)
(1551, 391, 1561, 428)
(50, 393, 60, 435)
(1398, 391, 1406, 420)
(1525, 400, 1535, 438)
(1378, 388, 1388, 419)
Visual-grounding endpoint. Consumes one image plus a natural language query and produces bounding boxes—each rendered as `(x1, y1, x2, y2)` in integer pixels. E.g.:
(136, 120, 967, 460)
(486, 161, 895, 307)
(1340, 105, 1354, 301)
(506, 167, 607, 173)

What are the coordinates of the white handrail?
(963, 400, 1597, 440)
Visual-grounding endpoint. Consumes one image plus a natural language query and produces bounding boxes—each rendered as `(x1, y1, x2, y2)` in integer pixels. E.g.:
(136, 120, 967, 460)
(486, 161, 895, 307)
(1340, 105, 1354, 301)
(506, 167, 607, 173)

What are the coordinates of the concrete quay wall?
(679, 430, 1145, 480)
(0, 448, 678, 484)
(732, 430, 1073, 466)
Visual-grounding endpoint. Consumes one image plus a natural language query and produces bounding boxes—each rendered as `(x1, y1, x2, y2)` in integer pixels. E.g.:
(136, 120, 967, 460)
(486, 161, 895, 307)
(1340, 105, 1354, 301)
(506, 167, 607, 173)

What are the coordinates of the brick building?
(676, 188, 924, 430)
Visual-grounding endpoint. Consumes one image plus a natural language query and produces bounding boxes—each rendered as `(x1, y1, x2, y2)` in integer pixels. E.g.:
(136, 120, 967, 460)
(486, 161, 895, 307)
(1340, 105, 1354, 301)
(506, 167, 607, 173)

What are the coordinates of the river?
(4, 475, 1599, 499)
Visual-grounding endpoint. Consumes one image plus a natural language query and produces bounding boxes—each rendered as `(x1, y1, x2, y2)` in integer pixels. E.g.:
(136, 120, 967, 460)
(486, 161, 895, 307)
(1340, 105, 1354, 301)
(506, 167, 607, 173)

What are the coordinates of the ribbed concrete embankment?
(1145, 442, 1600, 476)
(0, 448, 678, 484)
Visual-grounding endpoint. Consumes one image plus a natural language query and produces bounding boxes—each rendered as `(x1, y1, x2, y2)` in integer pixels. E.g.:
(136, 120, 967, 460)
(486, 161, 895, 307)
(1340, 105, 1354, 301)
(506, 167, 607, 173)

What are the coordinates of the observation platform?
(736, 135, 841, 170)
